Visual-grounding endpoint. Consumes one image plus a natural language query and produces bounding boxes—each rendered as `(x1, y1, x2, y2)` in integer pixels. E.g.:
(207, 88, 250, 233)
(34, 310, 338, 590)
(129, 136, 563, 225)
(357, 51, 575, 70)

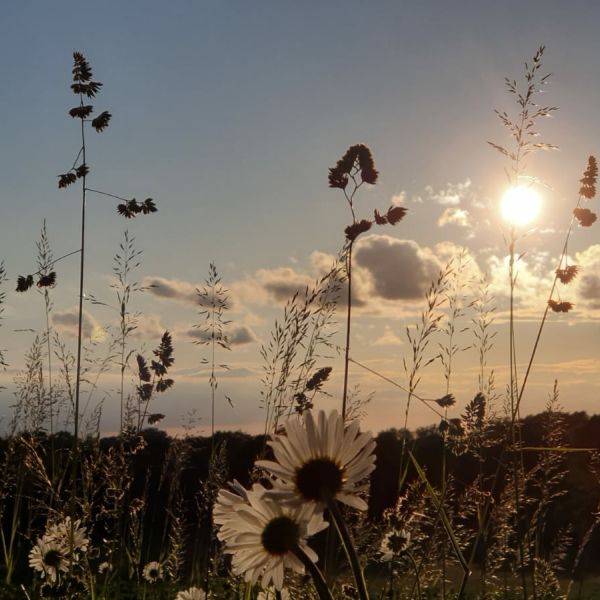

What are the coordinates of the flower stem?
(341, 240, 353, 420)
(406, 550, 422, 600)
(325, 497, 370, 600)
(292, 545, 334, 600)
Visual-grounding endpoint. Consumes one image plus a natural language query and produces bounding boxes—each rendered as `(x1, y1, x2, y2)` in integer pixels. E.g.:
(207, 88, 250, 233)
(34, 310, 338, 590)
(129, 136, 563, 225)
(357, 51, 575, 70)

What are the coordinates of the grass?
(0, 46, 598, 600)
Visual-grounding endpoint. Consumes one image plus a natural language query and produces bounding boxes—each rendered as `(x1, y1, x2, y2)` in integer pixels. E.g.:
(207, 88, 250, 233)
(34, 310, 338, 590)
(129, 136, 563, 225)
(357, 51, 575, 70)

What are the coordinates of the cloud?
(230, 257, 367, 309)
(473, 243, 600, 322)
(426, 180, 475, 206)
(144, 277, 198, 305)
(353, 234, 441, 300)
(575, 244, 600, 311)
(133, 315, 167, 340)
(484, 251, 553, 318)
(373, 325, 403, 346)
(390, 192, 406, 205)
(437, 207, 471, 228)
(579, 275, 600, 308)
(257, 267, 314, 302)
(184, 324, 258, 346)
(53, 308, 101, 339)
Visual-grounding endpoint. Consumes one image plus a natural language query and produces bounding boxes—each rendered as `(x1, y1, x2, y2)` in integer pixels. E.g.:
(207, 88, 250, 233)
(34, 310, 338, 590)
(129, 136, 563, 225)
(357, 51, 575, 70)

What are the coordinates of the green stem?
(292, 545, 335, 600)
(406, 550, 422, 600)
(326, 497, 369, 600)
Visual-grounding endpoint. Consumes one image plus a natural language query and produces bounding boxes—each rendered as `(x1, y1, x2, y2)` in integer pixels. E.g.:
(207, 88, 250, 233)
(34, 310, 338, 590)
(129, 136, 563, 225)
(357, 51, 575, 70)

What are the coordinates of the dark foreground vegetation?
(2, 409, 599, 591)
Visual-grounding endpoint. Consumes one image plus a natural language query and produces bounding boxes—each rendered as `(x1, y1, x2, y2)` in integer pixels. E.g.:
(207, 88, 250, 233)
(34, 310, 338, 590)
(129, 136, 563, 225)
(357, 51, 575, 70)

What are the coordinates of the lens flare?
(501, 185, 541, 225)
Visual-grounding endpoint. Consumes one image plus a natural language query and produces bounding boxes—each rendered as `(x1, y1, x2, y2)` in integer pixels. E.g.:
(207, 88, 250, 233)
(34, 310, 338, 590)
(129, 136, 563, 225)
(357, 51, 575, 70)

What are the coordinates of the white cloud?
(437, 207, 471, 228)
(133, 315, 167, 340)
(390, 192, 406, 205)
(426, 179, 474, 206)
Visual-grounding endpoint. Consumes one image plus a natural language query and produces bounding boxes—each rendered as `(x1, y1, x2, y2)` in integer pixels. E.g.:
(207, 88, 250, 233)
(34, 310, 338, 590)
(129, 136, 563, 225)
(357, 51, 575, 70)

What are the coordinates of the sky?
(0, 1, 599, 436)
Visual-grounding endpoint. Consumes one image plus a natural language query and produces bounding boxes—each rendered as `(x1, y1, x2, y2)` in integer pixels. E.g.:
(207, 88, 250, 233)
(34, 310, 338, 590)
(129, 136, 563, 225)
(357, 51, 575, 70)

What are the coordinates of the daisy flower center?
(295, 457, 344, 502)
(43, 549, 63, 569)
(261, 516, 300, 555)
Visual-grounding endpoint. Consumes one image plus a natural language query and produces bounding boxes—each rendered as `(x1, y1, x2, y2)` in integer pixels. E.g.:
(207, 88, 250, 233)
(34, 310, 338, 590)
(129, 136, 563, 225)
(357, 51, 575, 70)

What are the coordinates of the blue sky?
(0, 1, 599, 435)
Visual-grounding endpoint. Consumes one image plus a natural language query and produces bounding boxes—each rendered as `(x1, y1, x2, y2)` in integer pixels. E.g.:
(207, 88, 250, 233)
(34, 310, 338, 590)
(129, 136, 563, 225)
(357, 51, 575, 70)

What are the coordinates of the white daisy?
(175, 586, 207, 600)
(380, 529, 411, 562)
(213, 479, 251, 535)
(29, 535, 70, 584)
(46, 517, 89, 558)
(215, 483, 328, 590)
(256, 410, 376, 510)
(143, 560, 163, 583)
(98, 561, 111, 574)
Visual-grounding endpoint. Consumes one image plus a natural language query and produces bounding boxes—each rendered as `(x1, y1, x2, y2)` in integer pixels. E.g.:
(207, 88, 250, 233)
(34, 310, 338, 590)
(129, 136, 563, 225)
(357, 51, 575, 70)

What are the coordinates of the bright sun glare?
(501, 185, 542, 226)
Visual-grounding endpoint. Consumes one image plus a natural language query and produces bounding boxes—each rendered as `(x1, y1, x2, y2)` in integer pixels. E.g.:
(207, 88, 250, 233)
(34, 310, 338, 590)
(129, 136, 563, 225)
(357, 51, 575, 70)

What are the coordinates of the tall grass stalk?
(489, 45, 558, 598)
(398, 261, 452, 495)
(194, 262, 231, 449)
(0, 261, 7, 378)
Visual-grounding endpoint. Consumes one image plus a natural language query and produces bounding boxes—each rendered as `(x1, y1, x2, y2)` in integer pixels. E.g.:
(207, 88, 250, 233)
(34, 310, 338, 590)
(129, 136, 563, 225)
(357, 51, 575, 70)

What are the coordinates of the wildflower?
(579, 156, 598, 199)
(573, 207, 597, 227)
(143, 561, 163, 583)
(37, 272, 57, 288)
(91, 110, 112, 132)
(256, 410, 376, 510)
(46, 517, 89, 559)
(373, 209, 387, 225)
(356, 144, 378, 184)
(548, 299, 573, 313)
(344, 219, 372, 242)
(435, 394, 456, 408)
(328, 144, 379, 189)
(175, 587, 208, 600)
(556, 265, 579, 284)
(305, 366, 332, 392)
(380, 529, 411, 561)
(386, 205, 408, 225)
(213, 479, 250, 535)
(214, 483, 327, 590)
(29, 536, 69, 584)
(16, 274, 35, 292)
(98, 561, 111, 574)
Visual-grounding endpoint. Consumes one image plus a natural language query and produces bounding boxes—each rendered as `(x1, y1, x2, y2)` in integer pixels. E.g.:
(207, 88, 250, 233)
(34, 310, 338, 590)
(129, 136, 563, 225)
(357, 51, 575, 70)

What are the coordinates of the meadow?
(0, 47, 598, 600)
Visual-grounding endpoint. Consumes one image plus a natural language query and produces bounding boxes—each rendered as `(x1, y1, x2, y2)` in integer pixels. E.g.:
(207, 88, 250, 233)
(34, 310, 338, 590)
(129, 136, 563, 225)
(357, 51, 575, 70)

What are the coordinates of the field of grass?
(0, 45, 598, 600)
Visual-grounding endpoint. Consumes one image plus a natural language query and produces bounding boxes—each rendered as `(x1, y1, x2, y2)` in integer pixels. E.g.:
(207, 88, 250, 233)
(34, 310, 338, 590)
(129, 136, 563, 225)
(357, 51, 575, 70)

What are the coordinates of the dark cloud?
(258, 268, 313, 302)
(53, 308, 98, 338)
(144, 277, 198, 305)
(230, 325, 258, 345)
(579, 275, 600, 309)
(354, 235, 441, 300)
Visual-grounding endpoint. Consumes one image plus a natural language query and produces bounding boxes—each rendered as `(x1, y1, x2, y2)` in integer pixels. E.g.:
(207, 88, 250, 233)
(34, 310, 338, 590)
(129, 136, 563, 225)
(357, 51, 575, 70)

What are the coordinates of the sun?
(501, 185, 542, 226)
